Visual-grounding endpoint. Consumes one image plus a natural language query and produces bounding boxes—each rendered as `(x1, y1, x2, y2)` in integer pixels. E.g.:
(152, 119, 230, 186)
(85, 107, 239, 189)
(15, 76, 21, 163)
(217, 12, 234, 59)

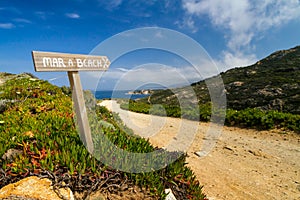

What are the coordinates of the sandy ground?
(99, 100, 300, 200)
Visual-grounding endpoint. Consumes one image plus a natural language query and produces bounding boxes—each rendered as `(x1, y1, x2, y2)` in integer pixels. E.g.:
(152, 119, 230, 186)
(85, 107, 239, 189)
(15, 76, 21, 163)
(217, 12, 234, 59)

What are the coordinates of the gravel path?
(100, 100, 300, 200)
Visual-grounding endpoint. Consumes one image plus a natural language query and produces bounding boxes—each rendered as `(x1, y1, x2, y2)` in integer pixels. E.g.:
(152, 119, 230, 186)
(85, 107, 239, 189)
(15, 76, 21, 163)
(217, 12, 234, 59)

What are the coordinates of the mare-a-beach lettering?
(32, 51, 110, 71)
(76, 58, 108, 68)
(43, 57, 66, 68)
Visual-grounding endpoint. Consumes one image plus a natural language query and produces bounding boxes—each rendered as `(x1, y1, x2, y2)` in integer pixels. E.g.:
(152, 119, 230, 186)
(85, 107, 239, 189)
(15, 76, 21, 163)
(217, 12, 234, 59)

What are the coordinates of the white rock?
(165, 188, 177, 200)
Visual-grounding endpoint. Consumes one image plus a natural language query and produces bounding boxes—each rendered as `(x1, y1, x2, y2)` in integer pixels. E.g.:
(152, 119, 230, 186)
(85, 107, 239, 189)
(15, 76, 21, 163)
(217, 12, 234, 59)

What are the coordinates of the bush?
(123, 100, 300, 133)
(225, 108, 300, 132)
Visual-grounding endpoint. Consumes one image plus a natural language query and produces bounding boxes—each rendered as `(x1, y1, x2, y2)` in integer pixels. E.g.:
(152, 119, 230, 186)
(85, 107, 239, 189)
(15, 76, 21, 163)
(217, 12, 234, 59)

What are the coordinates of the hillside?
(0, 72, 206, 199)
(147, 45, 300, 114)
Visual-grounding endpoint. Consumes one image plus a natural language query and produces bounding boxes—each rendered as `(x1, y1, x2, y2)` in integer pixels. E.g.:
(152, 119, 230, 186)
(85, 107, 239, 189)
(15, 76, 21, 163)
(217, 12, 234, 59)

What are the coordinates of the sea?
(94, 90, 150, 100)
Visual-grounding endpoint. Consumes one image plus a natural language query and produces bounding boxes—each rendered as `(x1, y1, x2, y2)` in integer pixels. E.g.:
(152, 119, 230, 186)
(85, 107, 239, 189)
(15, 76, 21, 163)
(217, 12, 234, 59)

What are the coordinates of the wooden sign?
(32, 51, 110, 72)
(32, 51, 111, 153)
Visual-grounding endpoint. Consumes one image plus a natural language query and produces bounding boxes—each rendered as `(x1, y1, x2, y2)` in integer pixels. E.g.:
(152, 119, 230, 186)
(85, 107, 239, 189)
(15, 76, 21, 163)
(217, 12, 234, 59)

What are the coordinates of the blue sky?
(1, 0, 300, 90)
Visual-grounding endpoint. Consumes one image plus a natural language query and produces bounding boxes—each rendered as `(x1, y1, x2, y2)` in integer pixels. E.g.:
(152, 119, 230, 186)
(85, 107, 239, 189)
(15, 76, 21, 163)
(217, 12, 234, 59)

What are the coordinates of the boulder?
(0, 176, 74, 200)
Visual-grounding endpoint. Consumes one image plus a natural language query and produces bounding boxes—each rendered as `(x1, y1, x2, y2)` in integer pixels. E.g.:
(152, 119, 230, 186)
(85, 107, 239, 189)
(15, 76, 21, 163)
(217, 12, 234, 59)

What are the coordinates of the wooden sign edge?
(31, 50, 110, 72)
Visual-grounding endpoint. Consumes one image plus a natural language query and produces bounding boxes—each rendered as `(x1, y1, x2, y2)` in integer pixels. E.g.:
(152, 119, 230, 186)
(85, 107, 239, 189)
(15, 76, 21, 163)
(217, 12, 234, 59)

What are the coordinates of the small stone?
(0, 100, 7, 113)
(165, 188, 177, 200)
(24, 131, 34, 138)
(1, 149, 23, 161)
(223, 146, 234, 151)
(248, 150, 262, 157)
(195, 151, 208, 157)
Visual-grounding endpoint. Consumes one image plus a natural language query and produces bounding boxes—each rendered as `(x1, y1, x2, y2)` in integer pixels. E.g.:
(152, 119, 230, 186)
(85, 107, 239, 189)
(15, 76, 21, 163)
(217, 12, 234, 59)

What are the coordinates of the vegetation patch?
(122, 99, 300, 133)
(0, 73, 207, 199)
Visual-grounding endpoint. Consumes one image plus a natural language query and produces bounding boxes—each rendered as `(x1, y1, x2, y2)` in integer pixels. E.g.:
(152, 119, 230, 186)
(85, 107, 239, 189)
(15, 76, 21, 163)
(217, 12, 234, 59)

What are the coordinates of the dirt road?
(100, 100, 300, 200)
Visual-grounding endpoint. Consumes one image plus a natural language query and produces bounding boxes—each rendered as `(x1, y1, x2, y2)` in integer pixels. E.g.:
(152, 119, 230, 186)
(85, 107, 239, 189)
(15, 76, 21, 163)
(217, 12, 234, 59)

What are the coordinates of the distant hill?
(144, 45, 300, 114)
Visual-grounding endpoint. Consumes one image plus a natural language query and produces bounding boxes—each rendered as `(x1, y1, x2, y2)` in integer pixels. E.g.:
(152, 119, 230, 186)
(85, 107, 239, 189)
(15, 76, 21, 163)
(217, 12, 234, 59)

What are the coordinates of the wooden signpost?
(32, 51, 110, 153)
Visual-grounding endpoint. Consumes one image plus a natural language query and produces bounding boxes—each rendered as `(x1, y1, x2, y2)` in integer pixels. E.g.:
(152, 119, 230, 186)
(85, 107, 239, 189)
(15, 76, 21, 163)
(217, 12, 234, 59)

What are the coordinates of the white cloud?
(100, 0, 123, 10)
(35, 11, 46, 19)
(183, 0, 300, 51)
(65, 13, 80, 19)
(35, 11, 54, 20)
(182, 0, 300, 67)
(175, 16, 198, 33)
(215, 51, 257, 71)
(81, 64, 203, 90)
(13, 18, 32, 24)
(0, 23, 15, 29)
(110, 0, 123, 7)
(0, 7, 21, 14)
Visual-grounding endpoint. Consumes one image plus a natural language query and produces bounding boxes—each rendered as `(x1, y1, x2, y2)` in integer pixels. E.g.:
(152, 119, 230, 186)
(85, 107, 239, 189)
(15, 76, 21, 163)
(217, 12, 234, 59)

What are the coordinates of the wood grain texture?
(68, 71, 94, 153)
(32, 51, 110, 72)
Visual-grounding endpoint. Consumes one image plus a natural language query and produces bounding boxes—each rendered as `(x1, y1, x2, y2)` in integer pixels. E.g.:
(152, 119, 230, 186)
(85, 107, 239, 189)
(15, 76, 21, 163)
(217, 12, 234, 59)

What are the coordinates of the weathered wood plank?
(32, 51, 110, 72)
(68, 71, 94, 153)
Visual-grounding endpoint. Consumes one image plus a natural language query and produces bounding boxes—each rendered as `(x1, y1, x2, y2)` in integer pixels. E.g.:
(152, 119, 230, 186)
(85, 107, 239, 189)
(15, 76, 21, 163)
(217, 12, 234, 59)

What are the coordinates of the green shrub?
(123, 99, 300, 133)
(225, 108, 300, 132)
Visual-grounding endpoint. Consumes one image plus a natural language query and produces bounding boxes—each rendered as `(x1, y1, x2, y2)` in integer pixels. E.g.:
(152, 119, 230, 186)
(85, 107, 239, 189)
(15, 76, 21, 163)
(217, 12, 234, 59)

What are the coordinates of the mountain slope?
(147, 45, 300, 114)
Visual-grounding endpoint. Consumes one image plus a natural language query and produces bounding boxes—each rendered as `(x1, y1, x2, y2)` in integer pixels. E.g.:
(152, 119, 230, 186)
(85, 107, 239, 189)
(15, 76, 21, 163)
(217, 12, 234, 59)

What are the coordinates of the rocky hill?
(147, 45, 300, 114)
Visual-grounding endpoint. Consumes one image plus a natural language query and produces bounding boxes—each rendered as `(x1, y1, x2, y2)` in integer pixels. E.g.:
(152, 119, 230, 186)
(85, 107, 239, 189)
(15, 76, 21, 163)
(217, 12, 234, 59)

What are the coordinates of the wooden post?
(32, 51, 110, 154)
(68, 71, 94, 153)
